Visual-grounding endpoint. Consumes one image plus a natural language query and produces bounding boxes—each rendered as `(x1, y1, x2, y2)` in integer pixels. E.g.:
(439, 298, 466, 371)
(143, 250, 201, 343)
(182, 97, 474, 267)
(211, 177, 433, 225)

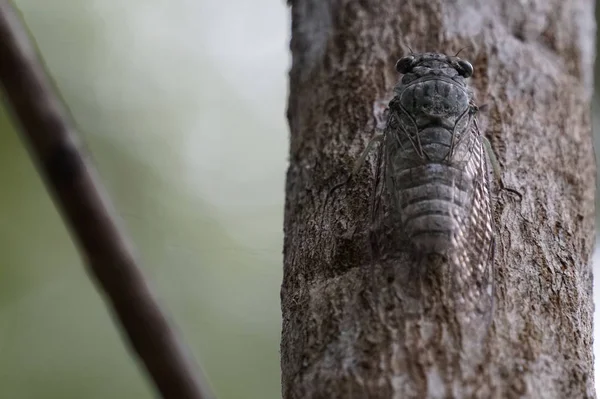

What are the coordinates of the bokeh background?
(0, 1, 597, 398)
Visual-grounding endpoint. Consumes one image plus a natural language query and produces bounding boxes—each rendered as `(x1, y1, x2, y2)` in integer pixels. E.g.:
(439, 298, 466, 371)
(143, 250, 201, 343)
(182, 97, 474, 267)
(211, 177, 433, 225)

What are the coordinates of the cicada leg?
(367, 134, 386, 305)
(481, 135, 522, 200)
(318, 133, 385, 243)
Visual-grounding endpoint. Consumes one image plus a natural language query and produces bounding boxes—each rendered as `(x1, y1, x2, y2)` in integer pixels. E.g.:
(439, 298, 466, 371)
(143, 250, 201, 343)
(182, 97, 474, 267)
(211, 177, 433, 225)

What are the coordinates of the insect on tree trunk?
(281, 1, 596, 398)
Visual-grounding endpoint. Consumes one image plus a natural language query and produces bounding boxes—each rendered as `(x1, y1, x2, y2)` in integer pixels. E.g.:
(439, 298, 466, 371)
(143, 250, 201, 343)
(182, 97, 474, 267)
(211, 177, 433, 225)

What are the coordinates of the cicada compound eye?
(456, 59, 473, 78)
(396, 55, 416, 74)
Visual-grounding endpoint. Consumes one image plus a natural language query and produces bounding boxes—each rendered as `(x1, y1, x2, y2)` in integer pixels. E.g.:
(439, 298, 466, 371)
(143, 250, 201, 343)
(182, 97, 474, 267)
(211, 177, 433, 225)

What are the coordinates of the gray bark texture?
(281, 1, 597, 398)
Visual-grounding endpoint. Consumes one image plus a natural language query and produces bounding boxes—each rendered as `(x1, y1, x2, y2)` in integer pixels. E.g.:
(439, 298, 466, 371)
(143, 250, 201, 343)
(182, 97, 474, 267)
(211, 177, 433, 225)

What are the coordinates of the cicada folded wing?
(448, 126, 495, 320)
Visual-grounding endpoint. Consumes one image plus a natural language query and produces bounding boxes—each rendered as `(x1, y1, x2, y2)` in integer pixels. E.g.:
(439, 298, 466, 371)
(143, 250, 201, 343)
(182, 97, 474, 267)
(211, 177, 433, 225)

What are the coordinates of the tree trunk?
(281, 1, 596, 398)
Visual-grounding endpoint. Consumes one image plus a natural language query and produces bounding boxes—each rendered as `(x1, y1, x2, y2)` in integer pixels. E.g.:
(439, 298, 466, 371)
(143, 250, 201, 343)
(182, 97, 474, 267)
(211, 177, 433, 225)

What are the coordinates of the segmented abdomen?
(386, 125, 482, 255)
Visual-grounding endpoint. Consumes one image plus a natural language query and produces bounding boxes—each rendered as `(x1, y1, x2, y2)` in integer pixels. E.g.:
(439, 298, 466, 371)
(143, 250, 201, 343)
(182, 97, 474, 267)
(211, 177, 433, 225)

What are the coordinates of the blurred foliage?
(0, 0, 288, 398)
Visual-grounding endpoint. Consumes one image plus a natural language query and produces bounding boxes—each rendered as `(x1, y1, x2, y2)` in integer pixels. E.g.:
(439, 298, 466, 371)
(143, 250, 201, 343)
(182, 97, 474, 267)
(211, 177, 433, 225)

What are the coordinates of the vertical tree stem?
(282, 1, 595, 398)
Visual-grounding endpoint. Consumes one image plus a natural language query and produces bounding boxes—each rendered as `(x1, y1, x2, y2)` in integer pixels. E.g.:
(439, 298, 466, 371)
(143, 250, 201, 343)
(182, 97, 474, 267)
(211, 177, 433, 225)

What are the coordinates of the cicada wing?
(368, 129, 389, 262)
(448, 131, 495, 320)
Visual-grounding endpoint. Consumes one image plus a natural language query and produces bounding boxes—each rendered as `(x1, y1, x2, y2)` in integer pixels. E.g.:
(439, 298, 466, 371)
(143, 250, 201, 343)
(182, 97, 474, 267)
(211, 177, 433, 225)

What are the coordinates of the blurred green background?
(1, 1, 599, 398)
(1, 0, 288, 398)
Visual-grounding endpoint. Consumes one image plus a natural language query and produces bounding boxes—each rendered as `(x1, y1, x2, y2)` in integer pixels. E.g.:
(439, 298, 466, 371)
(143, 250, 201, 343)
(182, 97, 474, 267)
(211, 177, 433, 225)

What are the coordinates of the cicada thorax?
(384, 53, 488, 259)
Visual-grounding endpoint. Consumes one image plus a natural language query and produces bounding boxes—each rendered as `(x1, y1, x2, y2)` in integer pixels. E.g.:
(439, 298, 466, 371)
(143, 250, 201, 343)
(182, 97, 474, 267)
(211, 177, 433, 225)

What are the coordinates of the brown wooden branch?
(0, 2, 215, 398)
(282, 0, 596, 398)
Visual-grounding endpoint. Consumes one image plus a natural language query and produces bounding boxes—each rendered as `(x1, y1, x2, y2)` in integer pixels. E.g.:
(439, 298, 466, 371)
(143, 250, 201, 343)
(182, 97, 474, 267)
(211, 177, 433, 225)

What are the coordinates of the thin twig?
(0, 2, 215, 398)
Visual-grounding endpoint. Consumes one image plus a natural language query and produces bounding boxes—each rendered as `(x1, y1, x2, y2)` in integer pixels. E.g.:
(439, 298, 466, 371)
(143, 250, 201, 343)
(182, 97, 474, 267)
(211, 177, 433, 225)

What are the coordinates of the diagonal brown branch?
(0, 2, 215, 398)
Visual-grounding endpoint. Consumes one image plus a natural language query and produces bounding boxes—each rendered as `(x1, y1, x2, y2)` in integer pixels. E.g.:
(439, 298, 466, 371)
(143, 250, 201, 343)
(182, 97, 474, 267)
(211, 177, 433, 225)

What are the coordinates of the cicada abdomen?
(382, 52, 494, 315)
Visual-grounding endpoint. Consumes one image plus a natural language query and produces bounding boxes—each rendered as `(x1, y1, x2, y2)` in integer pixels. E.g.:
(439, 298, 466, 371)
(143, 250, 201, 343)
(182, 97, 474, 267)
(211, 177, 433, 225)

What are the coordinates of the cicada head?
(396, 52, 473, 79)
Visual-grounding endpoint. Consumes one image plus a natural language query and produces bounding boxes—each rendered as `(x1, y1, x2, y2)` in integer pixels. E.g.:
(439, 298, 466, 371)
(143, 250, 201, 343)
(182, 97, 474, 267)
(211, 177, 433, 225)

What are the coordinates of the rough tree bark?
(281, 1, 596, 398)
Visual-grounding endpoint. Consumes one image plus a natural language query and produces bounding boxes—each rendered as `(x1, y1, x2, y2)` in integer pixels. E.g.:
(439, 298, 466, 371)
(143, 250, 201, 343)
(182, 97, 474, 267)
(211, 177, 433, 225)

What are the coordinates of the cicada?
(362, 52, 497, 316)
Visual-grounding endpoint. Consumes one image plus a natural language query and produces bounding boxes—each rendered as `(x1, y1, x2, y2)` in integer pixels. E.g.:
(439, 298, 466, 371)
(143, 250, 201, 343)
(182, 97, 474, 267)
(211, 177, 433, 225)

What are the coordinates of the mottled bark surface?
(281, 0, 596, 398)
